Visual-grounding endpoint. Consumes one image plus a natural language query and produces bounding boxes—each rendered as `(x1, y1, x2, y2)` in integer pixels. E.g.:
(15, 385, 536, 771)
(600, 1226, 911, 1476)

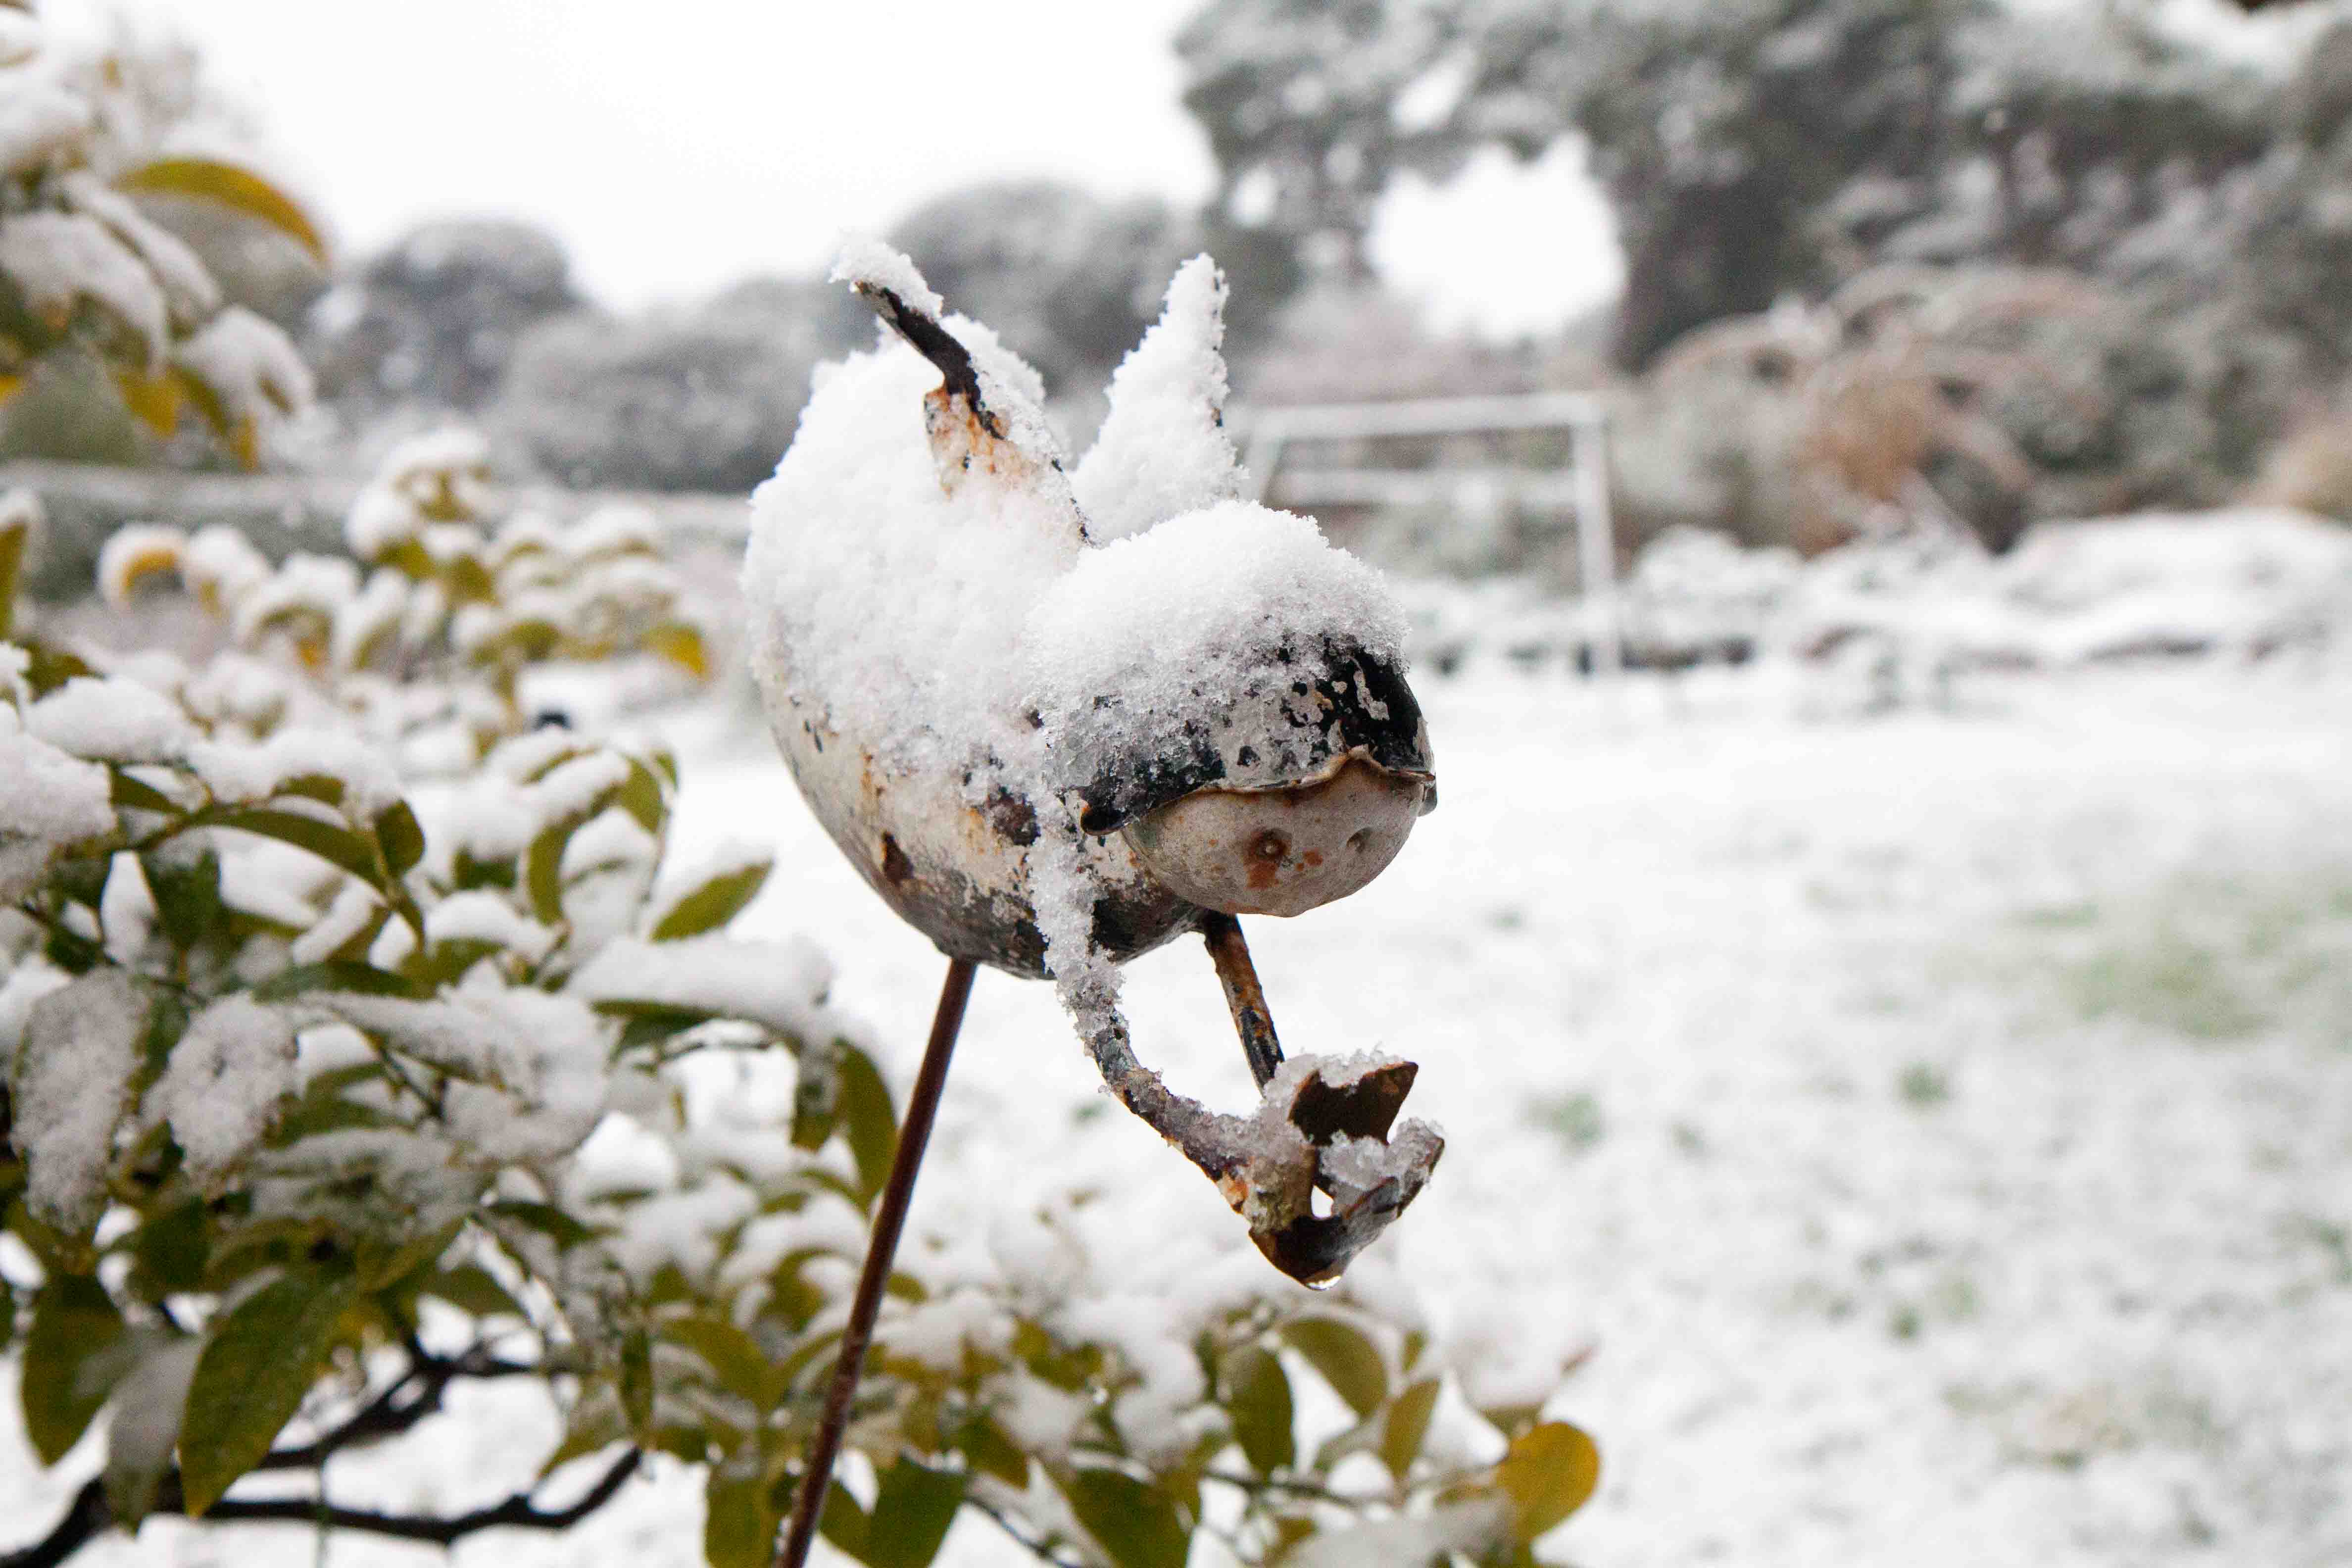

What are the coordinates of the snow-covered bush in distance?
(0, 497, 1600, 1566)
(96, 427, 714, 776)
(0, 3, 321, 466)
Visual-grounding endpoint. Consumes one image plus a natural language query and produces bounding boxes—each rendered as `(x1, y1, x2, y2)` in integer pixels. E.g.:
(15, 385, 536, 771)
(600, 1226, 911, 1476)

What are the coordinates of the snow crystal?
(58, 171, 219, 327)
(567, 503, 661, 562)
(1071, 255, 1247, 543)
(566, 933, 832, 1037)
(229, 553, 359, 647)
(28, 674, 191, 763)
(828, 233, 942, 318)
(344, 487, 422, 564)
(288, 881, 384, 967)
(187, 726, 402, 818)
(425, 891, 557, 966)
(1284, 1499, 1509, 1568)
(331, 569, 410, 671)
(172, 305, 314, 425)
(178, 524, 272, 611)
(0, 732, 114, 901)
(873, 1287, 1015, 1372)
(98, 852, 155, 967)
(11, 969, 146, 1232)
(604, 1176, 757, 1283)
(216, 844, 326, 930)
(0, 211, 166, 367)
(0, 955, 70, 1077)
(0, 83, 92, 179)
(567, 1112, 680, 1203)
(153, 994, 297, 1189)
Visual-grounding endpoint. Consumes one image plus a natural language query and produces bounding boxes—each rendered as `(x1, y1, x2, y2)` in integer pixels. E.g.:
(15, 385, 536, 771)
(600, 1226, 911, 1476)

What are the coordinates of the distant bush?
(490, 278, 867, 494)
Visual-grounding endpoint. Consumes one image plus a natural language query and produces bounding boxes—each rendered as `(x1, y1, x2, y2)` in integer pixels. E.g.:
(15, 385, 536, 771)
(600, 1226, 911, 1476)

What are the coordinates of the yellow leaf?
(642, 622, 709, 679)
(114, 370, 181, 438)
(117, 158, 329, 267)
(0, 372, 24, 406)
(1495, 1421, 1601, 1542)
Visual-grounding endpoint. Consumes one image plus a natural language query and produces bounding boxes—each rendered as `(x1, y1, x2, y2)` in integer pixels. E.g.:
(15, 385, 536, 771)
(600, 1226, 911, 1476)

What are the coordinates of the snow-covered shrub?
(0, 499, 1599, 1566)
(0, 4, 318, 464)
(96, 428, 713, 774)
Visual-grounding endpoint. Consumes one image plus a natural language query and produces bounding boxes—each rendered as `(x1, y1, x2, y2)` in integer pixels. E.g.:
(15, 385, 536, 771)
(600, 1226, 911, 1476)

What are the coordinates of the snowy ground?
(8, 650, 2352, 1567)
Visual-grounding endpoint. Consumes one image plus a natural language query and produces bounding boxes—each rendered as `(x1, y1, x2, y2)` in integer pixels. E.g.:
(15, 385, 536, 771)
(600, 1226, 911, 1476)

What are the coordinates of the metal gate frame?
(1234, 392, 1620, 677)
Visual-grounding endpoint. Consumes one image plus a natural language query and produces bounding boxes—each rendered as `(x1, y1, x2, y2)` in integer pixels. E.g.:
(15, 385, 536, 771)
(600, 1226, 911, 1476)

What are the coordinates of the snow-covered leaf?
(648, 852, 771, 942)
(115, 158, 329, 266)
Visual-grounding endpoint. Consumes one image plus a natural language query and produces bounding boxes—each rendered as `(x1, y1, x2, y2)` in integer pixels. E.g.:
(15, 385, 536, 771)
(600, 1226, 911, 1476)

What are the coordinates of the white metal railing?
(1234, 392, 1620, 677)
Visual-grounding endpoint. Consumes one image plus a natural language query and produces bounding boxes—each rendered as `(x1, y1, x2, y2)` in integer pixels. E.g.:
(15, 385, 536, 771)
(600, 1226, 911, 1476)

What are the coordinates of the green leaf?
(789, 1040, 841, 1152)
(131, 1197, 210, 1296)
(537, 1384, 628, 1482)
(618, 1326, 654, 1442)
(252, 962, 424, 1001)
(103, 1338, 199, 1526)
(649, 856, 772, 942)
(704, 1461, 782, 1568)
(1495, 1421, 1601, 1543)
(109, 769, 180, 816)
(1223, 1344, 1295, 1474)
(485, 1198, 596, 1250)
(818, 1478, 870, 1560)
(374, 802, 425, 879)
(117, 158, 330, 265)
(836, 1043, 898, 1207)
(662, 1314, 776, 1410)
(215, 808, 385, 890)
(20, 1274, 126, 1464)
(618, 757, 668, 835)
(1380, 1377, 1440, 1480)
(276, 774, 344, 808)
(959, 1414, 1030, 1490)
(421, 1263, 525, 1320)
(180, 1266, 357, 1515)
(144, 847, 221, 949)
(1058, 1466, 1189, 1568)
(1281, 1316, 1388, 1419)
(863, 1455, 966, 1568)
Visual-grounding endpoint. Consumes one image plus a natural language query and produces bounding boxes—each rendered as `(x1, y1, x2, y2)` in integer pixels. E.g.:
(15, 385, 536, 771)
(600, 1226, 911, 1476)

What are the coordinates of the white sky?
(51, 1, 2326, 342)
(54, 0, 1625, 340)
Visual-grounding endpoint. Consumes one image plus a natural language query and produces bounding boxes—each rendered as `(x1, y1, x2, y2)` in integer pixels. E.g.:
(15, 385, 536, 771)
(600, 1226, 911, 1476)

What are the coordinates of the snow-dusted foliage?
(99, 430, 713, 774)
(0, 495, 1594, 1566)
(0, 9, 319, 463)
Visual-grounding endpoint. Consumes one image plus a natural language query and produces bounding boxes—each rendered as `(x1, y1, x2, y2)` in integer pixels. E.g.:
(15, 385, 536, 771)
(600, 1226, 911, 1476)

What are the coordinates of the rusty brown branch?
(1200, 912, 1284, 1088)
(775, 955, 977, 1568)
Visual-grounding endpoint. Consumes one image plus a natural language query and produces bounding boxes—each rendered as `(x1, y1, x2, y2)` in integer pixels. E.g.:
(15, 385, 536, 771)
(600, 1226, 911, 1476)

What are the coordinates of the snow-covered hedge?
(0, 471, 1598, 1566)
(0, 7, 319, 465)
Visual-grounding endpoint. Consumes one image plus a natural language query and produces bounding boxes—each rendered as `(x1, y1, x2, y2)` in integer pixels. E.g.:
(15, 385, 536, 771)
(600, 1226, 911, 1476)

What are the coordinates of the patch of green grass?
(1897, 1062, 1952, 1108)
(2063, 929, 2266, 1040)
(1531, 1090, 1606, 1154)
